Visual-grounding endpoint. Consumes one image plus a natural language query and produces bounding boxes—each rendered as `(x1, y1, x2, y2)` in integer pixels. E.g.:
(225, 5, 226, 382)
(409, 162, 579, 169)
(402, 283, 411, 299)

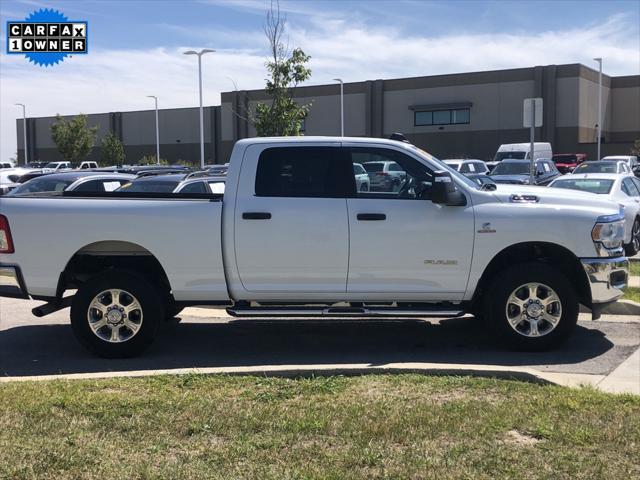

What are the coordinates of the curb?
(0, 362, 601, 389)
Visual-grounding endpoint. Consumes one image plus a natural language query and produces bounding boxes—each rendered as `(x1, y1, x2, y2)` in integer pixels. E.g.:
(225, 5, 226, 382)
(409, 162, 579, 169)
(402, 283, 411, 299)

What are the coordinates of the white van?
(488, 142, 553, 168)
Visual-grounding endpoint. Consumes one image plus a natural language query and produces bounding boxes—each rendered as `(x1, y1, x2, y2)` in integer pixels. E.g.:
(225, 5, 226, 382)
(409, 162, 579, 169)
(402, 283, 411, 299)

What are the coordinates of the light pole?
(146, 95, 160, 165)
(593, 57, 602, 160)
(333, 78, 344, 136)
(15, 103, 27, 166)
(184, 48, 215, 169)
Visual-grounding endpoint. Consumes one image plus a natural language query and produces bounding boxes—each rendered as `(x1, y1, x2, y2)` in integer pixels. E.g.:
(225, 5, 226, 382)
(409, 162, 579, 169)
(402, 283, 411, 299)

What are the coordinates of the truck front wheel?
(70, 270, 164, 358)
(484, 263, 578, 351)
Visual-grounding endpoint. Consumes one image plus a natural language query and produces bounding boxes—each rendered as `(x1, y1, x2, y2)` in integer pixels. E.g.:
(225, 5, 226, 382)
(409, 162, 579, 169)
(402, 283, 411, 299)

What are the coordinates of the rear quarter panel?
(0, 197, 229, 301)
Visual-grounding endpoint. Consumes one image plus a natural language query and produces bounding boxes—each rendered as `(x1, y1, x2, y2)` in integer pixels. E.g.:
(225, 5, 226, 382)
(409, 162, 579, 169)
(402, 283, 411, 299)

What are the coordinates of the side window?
(460, 163, 472, 173)
(543, 162, 550, 173)
(255, 147, 351, 198)
(632, 177, 640, 194)
(350, 147, 433, 200)
(622, 178, 640, 197)
(74, 180, 105, 192)
(180, 181, 208, 194)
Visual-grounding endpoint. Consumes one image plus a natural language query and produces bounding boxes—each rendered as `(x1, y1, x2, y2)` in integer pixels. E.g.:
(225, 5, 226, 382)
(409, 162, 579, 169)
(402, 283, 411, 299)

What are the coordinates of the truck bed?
(0, 193, 229, 302)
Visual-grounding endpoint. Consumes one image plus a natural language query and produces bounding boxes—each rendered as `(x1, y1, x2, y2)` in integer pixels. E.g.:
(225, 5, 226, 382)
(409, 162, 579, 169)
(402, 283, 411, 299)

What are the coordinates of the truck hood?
(491, 184, 622, 213)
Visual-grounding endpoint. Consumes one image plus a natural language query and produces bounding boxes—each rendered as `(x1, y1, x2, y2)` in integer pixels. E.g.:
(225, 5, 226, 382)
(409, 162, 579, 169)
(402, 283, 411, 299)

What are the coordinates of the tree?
(100, 131, 126, 166)
(251, 1, 312, 136)
(50, 114, 98, 163)
(631, 138, 640, 156)
(138, 155, 168, 166)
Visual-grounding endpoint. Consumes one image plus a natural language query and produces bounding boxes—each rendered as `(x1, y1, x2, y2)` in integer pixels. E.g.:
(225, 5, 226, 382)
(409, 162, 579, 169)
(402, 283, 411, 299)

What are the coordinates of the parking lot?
(2, 297, 638, 392)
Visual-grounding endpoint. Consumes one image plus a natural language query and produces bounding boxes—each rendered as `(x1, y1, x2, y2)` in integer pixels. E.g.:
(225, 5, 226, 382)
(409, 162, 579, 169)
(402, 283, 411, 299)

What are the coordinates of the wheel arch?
(57, 240, 173, 302)
(471, 241, 591, 312)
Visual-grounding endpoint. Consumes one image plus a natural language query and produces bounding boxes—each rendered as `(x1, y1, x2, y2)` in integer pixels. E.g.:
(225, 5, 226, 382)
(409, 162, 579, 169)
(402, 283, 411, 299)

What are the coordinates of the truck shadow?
(0, 316, 629, 378)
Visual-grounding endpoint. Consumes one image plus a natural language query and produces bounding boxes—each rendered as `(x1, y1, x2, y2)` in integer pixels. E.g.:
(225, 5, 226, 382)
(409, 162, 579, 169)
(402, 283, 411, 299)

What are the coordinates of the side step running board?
(226, 306, 465, 318)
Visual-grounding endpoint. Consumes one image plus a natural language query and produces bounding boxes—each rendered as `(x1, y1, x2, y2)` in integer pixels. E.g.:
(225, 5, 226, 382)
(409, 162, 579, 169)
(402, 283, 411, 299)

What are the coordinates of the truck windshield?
(550, 179, 613, 194)
(44, 162, 61, 168)
(491, 162, 530, 175)
(493, 151, 526, 162)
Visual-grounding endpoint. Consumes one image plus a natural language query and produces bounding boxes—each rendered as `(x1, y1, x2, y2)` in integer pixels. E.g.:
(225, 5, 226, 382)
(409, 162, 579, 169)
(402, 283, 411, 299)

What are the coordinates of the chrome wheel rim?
(505, 283, 562, 338)
(87, 289, 143, 343)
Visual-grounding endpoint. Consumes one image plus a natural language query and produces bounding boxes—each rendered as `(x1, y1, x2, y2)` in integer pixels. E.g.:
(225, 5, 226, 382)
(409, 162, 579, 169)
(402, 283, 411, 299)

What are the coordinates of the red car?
(552, 153, 587, 174)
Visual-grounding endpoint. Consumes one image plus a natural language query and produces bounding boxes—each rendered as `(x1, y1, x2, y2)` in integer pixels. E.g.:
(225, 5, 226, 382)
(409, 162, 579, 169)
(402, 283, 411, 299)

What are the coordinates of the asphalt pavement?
(1, 297, 638, 393)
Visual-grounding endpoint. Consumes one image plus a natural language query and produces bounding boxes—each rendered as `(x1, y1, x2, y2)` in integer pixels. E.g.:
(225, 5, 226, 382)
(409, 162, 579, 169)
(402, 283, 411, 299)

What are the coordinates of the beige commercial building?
(18, 63, 640, 164)
(221, 63, 639, 162)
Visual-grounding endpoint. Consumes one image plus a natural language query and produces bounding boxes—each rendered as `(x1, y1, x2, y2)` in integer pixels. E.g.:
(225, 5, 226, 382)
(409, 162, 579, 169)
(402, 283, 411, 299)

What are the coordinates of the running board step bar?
(226, 306, 465, 318)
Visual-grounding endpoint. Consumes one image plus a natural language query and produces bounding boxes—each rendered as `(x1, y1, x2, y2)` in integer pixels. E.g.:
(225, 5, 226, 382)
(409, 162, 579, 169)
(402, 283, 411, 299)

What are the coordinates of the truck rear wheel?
(484, 263, 578, 351)
(70, 270, 163, 358)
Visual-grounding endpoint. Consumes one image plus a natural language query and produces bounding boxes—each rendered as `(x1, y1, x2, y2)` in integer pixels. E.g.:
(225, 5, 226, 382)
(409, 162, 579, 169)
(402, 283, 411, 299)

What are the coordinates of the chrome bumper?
(581, 256, 629, 305)
(0, 265, 29, 299)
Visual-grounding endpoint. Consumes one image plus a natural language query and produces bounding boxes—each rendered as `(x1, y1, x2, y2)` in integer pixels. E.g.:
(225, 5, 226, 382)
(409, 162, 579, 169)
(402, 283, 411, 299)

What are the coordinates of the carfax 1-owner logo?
(6, 8, 88, 67)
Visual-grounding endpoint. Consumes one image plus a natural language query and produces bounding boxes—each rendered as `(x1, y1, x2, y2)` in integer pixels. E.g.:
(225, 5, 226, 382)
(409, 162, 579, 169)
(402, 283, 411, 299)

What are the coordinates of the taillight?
(376, 172, 389, 176)
(0, 215, 14, 253)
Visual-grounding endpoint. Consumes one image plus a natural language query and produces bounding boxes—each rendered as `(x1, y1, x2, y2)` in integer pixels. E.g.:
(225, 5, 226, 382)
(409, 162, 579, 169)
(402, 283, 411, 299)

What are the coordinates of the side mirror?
(431, 171, 467, 206)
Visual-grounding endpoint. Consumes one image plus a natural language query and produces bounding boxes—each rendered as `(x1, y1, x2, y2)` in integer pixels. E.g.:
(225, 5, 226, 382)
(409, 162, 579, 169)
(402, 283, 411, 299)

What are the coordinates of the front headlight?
(591, 215, 625, 254)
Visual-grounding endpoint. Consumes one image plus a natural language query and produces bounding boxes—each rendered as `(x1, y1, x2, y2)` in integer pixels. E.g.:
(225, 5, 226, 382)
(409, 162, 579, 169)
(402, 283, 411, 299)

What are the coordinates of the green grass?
(1, 375, 639, 479)
(630, 261, 640, 278)
(623, 286, 640, 303)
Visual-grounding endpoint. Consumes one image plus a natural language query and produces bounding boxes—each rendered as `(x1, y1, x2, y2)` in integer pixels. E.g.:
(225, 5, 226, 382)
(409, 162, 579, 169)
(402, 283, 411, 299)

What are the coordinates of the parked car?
(0, 162, 15, 169)
(601, 156, 640, 176)
(362, 160, 408, 191)
(116, 173, 226, 194)
(0, 136, 629, 358)
(443, 159, 489, 175)
(489, 158, 560, 185)
(42, 161, 72, 172)
(551, 153, 587, 174)
(75, 161, 99, 170)
(0, 168, 37, 195)
(206, 164, 229, 176)
(572, 161, 632, 175)
(115, 165, 190, 175)
(15, 170, 50, 183)
(488, 142, 553, 169)
(26, 161, 48, 169)
(353, 163, 370, 192)
(8, 172, 135, 195)
(549, 173, 640, 256)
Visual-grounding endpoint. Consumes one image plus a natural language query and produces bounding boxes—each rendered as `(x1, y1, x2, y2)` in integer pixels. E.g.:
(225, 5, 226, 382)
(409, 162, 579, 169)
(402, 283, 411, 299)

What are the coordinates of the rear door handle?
(242, 212, 272, 220)
(357, 213, 386, 221)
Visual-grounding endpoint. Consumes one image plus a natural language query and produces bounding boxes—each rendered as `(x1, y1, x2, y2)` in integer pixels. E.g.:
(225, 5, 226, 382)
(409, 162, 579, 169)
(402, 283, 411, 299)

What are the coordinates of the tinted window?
(622, 178, 640, 197)
(573, 162, 617, 174)
(179, 181, 208, 194)
(73, 179, 106, 192)
(460, 163, 472, 173)
(255, 147, 351, 198)
(433, 110, 451, 125)
(350, 147, 433, 200)
(9, 177, 74, 194)
(117, 180, 179, 193)
(491, 162, 529, 175)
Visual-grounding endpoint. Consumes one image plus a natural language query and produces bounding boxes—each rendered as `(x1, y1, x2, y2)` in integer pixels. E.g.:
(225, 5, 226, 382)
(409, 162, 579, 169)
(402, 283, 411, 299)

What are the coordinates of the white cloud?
(1, 12, 638, 161)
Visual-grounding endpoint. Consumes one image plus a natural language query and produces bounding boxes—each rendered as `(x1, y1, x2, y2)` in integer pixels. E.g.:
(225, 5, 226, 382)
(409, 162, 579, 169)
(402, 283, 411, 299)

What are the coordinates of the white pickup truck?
(0, 137, 629, 357)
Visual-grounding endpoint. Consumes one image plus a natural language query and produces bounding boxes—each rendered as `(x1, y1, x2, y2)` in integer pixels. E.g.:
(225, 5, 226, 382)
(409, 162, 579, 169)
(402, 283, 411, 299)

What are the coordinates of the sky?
(1, 0, 639, 161)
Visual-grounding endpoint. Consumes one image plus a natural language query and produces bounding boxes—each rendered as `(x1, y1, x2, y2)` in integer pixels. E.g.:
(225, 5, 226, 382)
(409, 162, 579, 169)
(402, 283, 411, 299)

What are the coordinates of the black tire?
(70, 269, 164, 358)
(624, 217, 640, 257)
(483, 263, 578, 351)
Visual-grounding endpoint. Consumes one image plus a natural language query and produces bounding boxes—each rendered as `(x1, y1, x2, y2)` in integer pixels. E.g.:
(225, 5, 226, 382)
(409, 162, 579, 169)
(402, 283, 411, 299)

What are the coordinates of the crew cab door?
(345, 145, 474, 301)
(233, 143, 351, 295)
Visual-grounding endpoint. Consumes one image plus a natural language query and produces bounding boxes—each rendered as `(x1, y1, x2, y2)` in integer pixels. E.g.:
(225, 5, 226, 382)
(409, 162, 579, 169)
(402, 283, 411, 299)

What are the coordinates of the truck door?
(233, 143, 351, 295)
(345, 145, 475, 301)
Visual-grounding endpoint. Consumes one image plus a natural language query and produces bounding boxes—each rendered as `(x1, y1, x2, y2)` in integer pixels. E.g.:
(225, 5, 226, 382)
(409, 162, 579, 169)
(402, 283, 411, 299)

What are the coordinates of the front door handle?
(242, 212, 272, 220)
(357, 213, 386, 221)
